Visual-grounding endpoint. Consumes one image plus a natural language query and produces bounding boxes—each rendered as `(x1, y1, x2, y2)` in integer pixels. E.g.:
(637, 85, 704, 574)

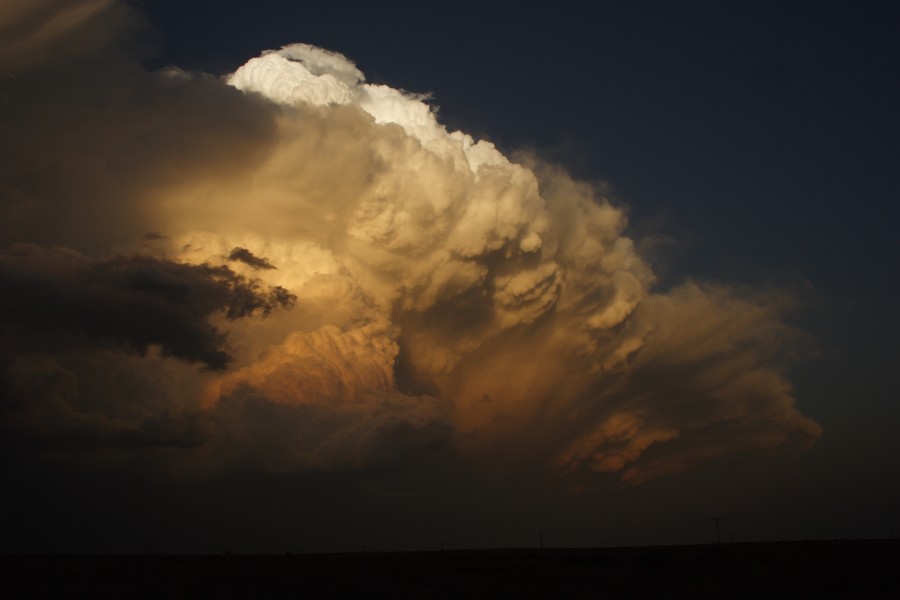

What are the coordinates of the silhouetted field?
(2, 540, 898, 598)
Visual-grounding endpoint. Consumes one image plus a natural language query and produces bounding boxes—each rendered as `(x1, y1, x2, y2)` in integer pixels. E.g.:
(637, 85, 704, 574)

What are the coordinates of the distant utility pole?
(538, 531, 544, 549)
(712, 517, 722, 544)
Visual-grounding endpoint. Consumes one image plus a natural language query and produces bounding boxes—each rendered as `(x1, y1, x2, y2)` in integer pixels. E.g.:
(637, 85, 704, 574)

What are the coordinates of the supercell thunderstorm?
(0, 3, 820, 485)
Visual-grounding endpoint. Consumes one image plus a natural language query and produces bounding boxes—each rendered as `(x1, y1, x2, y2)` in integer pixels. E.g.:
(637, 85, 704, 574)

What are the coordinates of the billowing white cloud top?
(229, 43, 508, 173)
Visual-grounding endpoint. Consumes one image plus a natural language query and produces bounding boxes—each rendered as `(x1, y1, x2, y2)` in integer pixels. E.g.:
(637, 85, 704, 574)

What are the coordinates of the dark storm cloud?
(0, 1, 279, 254)
(0, 243, 295, 455)
(0, 244, 295, 369)
(228, 247, 276, 270)
(196, 384, 450, 473)
(0, 0, 136, 71)
(0, 349, 214, 453)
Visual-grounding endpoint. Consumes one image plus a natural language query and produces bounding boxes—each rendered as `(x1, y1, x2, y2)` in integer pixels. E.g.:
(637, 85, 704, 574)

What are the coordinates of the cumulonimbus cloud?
(0, 1, 820, 482)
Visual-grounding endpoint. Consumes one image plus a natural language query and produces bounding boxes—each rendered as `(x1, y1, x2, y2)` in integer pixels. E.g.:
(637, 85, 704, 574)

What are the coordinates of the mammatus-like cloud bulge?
(0, 1, 820, 481)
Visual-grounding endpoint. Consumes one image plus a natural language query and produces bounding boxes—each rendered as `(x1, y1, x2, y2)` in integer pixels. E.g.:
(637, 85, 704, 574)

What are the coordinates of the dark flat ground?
(2, 540, 898, 598)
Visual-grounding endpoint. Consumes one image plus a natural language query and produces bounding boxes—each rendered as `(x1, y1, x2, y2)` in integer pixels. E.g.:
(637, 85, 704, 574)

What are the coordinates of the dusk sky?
(1, 0, 897, 554)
